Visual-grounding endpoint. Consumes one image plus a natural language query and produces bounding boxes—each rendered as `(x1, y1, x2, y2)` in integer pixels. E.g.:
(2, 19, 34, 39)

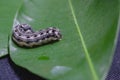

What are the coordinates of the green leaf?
(0, 0, 21, 57)
(9, 0, 119, 80)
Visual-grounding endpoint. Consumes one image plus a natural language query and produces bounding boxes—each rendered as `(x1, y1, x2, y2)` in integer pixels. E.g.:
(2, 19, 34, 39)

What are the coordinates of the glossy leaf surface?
(10, 0, 119, 80)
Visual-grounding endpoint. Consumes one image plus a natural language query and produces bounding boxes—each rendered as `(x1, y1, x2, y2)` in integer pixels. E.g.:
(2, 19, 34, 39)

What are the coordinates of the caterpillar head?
(19, 24, 34, 34)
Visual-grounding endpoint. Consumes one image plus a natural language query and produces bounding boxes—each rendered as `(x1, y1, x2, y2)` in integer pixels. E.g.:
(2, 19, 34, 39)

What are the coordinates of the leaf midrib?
(68, 0, 99, 80)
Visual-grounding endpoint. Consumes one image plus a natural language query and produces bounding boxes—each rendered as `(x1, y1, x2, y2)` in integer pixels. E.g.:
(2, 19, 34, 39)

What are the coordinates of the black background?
(0, 31, 120, 80)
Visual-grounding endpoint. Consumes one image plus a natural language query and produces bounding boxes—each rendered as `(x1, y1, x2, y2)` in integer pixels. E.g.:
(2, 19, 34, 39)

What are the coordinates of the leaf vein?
(68, 0, 99, 80)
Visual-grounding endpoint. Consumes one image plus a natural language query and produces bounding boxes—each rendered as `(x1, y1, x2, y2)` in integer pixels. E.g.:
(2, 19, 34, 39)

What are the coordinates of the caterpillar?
(12, 24, 62, 47)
